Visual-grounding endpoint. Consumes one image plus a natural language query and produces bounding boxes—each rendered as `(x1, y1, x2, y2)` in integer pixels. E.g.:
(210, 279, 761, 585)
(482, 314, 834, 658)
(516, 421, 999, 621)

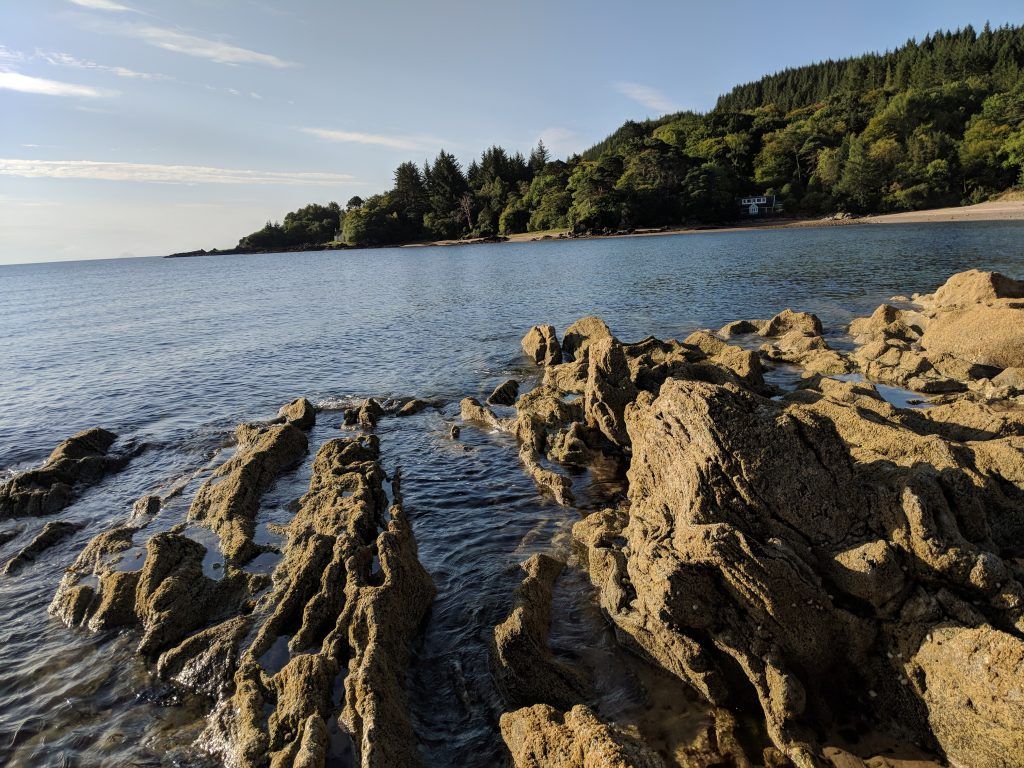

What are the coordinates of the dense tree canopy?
(238, 23, 1024, 249)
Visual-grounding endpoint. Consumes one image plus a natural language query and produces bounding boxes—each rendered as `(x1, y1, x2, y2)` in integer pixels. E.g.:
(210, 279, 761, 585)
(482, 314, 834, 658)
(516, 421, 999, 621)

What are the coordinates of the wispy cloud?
(34, 49, 171, 80)
(0, 71, 114, 98)
(538, 127, 582, 156)
(0, 158, 358, 186)
(68, 0, 136, 11)
(612, 81, 679, 113)
(106, 22, 295, 68)
(0, 45, 25, 63)
(301, 128, 446, 152)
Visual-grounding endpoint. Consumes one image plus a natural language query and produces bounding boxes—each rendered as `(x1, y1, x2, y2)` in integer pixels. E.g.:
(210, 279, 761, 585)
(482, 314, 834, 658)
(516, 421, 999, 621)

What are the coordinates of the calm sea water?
(1, 222, 1023, 767)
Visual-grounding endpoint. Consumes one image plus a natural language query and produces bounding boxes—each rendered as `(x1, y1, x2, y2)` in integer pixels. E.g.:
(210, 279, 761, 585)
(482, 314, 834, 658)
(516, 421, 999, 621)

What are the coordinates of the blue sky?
(1, 0, 1022, 264)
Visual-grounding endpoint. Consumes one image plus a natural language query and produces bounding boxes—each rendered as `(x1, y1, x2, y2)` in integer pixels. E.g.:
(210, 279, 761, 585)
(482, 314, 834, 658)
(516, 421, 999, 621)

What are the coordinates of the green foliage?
(242, 23, 1024, 248)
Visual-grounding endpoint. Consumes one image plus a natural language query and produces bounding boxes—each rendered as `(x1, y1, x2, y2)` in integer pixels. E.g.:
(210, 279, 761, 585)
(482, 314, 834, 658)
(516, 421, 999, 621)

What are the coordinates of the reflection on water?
(1, 222, 1023, 766)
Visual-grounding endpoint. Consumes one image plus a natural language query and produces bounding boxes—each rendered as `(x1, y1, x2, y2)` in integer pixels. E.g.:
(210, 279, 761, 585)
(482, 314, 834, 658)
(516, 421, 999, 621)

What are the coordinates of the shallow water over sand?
(2, 222, 1024, 766)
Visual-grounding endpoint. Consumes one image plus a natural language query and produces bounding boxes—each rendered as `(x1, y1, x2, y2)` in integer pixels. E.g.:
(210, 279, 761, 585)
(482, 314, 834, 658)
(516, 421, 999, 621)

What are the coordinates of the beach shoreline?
(165, 198, 1024, 258)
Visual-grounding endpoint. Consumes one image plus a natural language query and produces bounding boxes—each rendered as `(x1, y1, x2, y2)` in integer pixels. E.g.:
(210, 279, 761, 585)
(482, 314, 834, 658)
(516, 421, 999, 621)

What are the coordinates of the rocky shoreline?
(1, 268, 1022, 767)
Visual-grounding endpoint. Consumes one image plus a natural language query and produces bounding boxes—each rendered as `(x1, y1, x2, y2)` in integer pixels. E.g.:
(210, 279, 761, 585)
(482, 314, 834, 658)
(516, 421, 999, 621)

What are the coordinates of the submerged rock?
(487, 379, 520, 406)
(492, 554, 587, 709)
(0, 428, 124, 518)
(188, 420, 308, 565)
(522, 324, 563, 366)
(2, 520, 83, 575)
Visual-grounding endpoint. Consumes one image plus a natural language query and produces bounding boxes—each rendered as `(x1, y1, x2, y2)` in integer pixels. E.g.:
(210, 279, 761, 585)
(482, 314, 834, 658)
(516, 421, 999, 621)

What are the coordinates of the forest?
(238, 23, 1024, 250)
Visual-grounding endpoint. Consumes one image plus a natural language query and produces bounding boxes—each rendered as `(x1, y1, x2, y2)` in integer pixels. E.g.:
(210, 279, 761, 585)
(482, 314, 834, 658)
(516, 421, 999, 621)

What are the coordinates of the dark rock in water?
(342, 407, 359, 426)
(0, 528, 21, 548)
(275, 397, 316, 430)
(358, 398, 384, 429)
(0, 428, 125, 518)
(522, 325, 562, 366)
(398, 398, 434, 416)
(717, 319, 762, 337)
(2, 520, 83, 575)
(492, 554, 587, 709)
(487, 379, 520, 406)
(561, 316, 612, 361)
(130, 494, 161, 521)
(450, 424, 461, 439)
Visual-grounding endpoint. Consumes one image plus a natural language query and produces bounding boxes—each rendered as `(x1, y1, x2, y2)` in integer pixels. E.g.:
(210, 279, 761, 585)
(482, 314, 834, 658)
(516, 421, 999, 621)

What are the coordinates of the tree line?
(238, 23, 1024, 250)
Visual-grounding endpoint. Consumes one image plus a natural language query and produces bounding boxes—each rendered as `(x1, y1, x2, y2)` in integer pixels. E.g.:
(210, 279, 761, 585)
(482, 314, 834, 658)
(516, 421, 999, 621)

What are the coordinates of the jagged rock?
(850, 270, 1024, 393)
(575, 376, 1024, 767)
(760, 329, 853, 375)
(492, 554, 587, 708)
(449, 424, 461, 439)
(202, 437, 434, 768)
(906, 624, 1024, 768)
(2, 520, 83, 575)
(547, 422, 596, 465)
(683, 331, 770, 388)
(585, 337, 637, 448)
(916, 268, 1024, 307)
(487, 379, 520, 406)
(562, 316, 612, 361)
(188, 421, 308, 564)
(516, 385, 583, 428)
(0, 428, 124, 518)
(358, 398, 384, 429)
(135, 532, 253, 657)
(760, 309, 823, 338)
(519, 444, 574, 506)
(500, 704, 666, 768)
(522, 324, 563, 366)
(49, 525, 137, 627)
(921, 303, 1024, 369)
(542, 355, 589, 394)
(130, 494, 161, 521)
(276, 397, 316, 430)
(156, 616, 253, 698)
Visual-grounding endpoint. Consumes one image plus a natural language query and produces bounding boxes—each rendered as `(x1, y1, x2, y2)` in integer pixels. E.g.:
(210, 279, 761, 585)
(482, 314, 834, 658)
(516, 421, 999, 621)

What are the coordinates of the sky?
(1, 0, 1022, 265)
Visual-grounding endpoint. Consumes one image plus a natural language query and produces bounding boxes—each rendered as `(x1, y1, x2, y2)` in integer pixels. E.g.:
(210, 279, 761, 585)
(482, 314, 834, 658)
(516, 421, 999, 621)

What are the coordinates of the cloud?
(33, 50, 172, 80)
(0, 45, 25, 62)
(0, 71, 114, 98)
(0, 158, 358, 186)
(538, 127, 582, 156)
(68, 0, 136, 11)
(301, 128, 445, 152)
(110, 22, 295, 68)
(611, 81, 679, 113)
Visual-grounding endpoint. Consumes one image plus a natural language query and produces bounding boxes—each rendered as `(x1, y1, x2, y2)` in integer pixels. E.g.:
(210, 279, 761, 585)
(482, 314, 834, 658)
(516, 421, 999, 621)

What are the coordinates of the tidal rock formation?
(850, 270, 1024, 393)
(397, 398, 434, 416)
(277, 397, 317, 430)
(2, 520, 82, 575)
(492, 554, 587, 709)
(358, 397, 384, 429)
(575, 375, 1024, 767)
(188, 421, 308, 564)
(204, 435, 434, 768)
(522, 324, 563, 366)
(487, 379, 520, 406)
(0, 428, 124, 518)
(562, 316, 612, 361)
(584, 337, 638, 448)
(500, 704, 666, 768)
